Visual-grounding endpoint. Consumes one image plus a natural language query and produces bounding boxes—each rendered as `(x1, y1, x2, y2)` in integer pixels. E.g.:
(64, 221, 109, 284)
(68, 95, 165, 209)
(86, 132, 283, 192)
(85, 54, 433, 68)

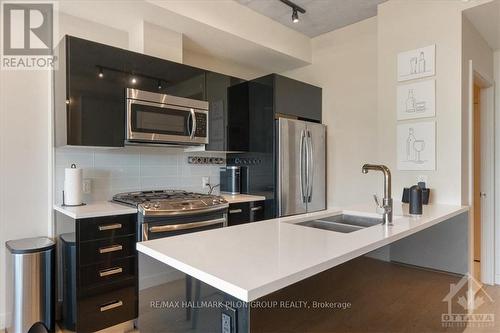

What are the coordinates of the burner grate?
(112, 189, 220, 206)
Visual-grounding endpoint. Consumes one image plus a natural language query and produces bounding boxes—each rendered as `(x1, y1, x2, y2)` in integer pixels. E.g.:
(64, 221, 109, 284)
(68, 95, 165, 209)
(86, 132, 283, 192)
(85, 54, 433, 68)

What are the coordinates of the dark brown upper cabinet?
(271, 74, 322, 122)
(205, 72, 246, 152)
(54, 37, 319, 150)
(54, 35, 207, 147)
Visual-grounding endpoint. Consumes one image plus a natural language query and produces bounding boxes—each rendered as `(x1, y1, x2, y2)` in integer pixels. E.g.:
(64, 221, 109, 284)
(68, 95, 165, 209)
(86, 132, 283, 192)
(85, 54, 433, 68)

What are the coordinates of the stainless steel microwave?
(126, 88, 208, 145)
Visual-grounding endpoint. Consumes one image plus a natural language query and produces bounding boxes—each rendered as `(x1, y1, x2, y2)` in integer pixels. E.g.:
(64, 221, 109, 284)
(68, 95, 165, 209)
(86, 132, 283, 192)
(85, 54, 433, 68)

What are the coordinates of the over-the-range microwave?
(126, 88, 208, 146)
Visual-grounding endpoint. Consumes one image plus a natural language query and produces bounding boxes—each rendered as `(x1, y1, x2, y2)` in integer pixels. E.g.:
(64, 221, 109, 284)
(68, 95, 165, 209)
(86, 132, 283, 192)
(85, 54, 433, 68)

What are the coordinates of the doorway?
(469, 64, 495, 285)
(473, 83, 481, 281)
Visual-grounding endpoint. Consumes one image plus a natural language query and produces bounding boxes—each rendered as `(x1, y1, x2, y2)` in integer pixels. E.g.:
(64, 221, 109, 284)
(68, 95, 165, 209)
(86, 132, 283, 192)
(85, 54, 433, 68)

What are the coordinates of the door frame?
(468, 60, 495, 285)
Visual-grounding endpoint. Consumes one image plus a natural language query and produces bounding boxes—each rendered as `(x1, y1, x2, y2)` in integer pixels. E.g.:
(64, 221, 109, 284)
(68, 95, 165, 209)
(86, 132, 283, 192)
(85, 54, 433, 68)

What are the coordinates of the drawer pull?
(99, 267, 123, 277)
(98, 223, 122, 231)
(251, 206, 263, 212)
(229, 209, 242, 214)
(100, 300, 123, 312)
(99, 244, 123, 254)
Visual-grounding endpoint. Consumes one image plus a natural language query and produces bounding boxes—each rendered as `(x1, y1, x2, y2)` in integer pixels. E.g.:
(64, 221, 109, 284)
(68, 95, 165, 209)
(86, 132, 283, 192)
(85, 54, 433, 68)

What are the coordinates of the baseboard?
(139, 269, 183, 291)
(495, 274, 500, 285)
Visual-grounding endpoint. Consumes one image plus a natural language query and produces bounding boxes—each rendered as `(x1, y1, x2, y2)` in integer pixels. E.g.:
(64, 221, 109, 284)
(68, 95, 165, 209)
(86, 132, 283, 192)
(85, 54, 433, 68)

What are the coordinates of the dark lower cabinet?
(227, 201, 265, 226)
(59, 213, 138, 333)
(78, 286, 137, 333)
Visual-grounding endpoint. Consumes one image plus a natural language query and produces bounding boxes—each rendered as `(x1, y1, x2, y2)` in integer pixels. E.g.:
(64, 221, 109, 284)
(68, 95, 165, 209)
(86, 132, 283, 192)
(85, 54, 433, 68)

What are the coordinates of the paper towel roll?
(64, 164, 83, 205)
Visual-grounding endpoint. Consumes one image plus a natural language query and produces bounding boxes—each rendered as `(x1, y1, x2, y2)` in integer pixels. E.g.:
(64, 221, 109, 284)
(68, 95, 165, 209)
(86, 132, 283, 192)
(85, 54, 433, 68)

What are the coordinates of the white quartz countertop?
(222, 194, 266, 204)
(53, 194, 264, 219)
(137, 202, 468, 302)
(53, 201, 137, 219)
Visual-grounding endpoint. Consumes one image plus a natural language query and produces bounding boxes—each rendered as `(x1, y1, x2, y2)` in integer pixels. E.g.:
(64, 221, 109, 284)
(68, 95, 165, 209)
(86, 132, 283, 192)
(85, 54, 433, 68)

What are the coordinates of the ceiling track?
(279, 0, 306, 13)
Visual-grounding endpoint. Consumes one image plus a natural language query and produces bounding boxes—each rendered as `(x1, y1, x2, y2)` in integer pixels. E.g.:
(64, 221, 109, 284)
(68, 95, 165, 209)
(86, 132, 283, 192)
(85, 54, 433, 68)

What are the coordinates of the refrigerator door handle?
(300, 129, 307, 203)
(307, 130, 314, 202)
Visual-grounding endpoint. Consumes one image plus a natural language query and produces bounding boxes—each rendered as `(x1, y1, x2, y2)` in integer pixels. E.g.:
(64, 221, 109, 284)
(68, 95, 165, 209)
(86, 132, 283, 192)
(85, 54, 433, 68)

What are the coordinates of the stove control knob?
(143, 203, 151, 209)
(153, 202, 160, 209)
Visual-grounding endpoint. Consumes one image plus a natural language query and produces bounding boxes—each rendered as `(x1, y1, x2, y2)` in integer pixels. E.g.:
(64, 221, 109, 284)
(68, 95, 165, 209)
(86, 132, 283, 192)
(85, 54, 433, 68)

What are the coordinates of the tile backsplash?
(54, 146, 225, 203)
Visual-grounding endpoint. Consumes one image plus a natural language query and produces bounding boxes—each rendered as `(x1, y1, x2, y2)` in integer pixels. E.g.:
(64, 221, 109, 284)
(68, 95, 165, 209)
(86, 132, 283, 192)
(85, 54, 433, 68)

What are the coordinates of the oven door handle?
(149, 218, 226, 234)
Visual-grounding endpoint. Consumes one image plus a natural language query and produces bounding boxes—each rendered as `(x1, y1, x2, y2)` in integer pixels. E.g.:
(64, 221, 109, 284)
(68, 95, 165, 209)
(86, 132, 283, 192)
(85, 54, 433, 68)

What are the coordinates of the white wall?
(282, 17, 379, 207)
(377, 0, 464, 205)
(0, 69, 52, 331)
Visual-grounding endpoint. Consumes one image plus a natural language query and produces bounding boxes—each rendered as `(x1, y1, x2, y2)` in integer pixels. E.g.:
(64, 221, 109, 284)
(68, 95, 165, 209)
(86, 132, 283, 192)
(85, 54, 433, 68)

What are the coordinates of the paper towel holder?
(62, 164, 86, 207)
(62, 191, 86, 207)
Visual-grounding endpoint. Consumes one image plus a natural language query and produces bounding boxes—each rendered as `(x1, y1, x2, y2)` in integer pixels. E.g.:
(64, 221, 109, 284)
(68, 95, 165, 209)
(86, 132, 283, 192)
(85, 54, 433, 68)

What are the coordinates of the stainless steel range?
(113, 190, 228, 241)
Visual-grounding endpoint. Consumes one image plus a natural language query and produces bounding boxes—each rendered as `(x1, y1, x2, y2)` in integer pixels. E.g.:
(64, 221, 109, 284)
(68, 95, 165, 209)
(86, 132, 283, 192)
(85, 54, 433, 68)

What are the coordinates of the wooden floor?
(58, 257, 500, 333)
(250, 257, 499, 333)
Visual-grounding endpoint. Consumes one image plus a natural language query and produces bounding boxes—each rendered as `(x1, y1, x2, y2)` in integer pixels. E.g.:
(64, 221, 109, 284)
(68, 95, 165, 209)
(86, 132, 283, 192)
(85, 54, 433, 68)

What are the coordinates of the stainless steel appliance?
(6, 237, 55, 333)
(113, 190, 228, 241)
(126, 89, 209, 146)
(277, 118, 326, 217)
(220, 166, 241, 195)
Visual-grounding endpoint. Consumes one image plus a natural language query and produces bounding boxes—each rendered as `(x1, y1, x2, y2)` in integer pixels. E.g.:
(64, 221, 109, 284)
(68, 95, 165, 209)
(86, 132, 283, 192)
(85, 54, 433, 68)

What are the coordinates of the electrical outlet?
(416, 175, 428, 185)
(202, 176, 210, 189)
(83, 179, 92, 194)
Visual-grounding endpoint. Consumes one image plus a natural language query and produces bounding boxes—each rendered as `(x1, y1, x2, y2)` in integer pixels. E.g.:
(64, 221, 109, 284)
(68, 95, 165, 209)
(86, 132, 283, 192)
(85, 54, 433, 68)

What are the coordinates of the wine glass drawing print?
(397, 45, 435, 82)
(397, 121, 436, 171)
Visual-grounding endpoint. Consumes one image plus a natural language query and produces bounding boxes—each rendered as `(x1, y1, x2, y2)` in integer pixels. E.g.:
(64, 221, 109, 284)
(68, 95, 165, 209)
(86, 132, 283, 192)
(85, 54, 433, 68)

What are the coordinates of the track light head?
(98, 67, 104, 78)
(292, 8, 299, 23)
(280, 0, 305, 23)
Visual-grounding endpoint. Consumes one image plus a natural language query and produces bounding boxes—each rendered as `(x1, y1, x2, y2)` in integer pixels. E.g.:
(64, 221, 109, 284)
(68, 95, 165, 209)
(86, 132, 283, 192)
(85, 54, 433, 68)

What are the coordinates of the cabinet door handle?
(99, 244, 123, 254)
(99, 267, 123, 277)
(251, 206, 263, 212)
(98, 223, 122, 231)
(229, 209, 242, 214)
(100, 300, 123, 312)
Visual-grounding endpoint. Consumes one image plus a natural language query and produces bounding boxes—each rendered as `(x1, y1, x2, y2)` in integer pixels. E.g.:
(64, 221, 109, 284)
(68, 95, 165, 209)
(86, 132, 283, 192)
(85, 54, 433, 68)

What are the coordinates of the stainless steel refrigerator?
(277, 118, 326, 217)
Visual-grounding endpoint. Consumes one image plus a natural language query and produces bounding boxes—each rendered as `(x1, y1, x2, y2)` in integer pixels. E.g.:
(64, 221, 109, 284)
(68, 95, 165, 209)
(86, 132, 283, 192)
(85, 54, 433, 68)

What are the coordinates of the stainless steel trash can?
(6, 237, 55, 333)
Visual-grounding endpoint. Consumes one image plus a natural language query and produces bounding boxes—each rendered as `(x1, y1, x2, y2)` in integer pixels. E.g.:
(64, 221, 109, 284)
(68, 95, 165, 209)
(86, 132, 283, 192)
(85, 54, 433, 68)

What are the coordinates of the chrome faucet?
(362, 164, 393, 225)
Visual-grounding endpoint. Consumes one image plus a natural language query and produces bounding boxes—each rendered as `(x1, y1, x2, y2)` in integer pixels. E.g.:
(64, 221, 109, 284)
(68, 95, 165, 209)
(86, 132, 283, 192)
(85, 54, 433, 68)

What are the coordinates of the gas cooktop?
(112, 190, 228, 216)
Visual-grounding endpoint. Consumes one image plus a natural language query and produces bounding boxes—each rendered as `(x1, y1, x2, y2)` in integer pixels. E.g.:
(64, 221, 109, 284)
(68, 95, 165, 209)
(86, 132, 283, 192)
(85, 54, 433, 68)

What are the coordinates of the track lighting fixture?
(280, 0, 306, 24)
(292, 8, 299, 23)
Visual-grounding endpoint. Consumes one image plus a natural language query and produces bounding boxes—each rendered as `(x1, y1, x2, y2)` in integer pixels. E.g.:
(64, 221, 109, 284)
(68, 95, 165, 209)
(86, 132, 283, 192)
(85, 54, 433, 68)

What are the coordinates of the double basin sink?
(295, 214, 383, 233)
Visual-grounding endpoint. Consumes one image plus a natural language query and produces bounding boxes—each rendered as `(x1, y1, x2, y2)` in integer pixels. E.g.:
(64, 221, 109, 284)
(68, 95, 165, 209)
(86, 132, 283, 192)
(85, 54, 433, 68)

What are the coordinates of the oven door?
(141, 211, 227, 241)
(126, 99, 208, 145)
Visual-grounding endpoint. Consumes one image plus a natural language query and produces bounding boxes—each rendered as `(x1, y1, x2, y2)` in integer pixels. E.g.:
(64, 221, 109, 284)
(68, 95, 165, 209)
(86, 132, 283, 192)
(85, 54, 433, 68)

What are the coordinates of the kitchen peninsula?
(137, 202, 469, 332)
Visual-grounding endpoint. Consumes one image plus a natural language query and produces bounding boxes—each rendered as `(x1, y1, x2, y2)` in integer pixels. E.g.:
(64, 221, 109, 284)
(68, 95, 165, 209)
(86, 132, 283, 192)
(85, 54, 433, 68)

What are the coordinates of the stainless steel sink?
(296, 214, 383, 233)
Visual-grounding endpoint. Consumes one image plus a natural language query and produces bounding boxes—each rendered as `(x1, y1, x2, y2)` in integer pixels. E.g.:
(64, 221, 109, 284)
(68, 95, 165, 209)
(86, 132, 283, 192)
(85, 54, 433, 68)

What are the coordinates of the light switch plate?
(202, 176, 210, 189)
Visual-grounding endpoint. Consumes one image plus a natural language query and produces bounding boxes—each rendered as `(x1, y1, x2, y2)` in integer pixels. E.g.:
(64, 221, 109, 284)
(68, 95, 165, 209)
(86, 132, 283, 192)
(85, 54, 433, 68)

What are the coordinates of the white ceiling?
(464, 0, 500, 51)
(235, 0, 386, 37)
